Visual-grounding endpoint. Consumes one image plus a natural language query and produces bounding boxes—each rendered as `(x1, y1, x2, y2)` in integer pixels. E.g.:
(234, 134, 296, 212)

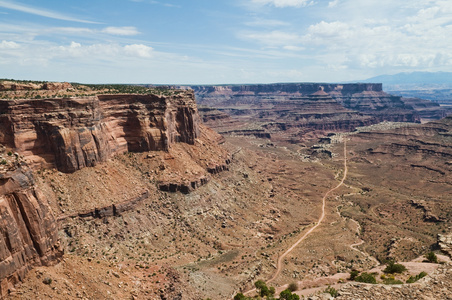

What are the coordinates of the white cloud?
(328, 0, 339, 8)
(55, 42, 153, 59)
(283, 45, 305, 51)
(101, 26, 140, 36)
(0, 0, 99, 24)
(307, 21, 349, 37)
(124, 44, 153, 58)
(0, 40, 19, 49)
(52, 27, 95, 35)
(250, 0, 313, 8)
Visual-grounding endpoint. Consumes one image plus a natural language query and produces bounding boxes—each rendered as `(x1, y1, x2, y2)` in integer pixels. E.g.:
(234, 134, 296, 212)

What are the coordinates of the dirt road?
(266, 140, 348, 284)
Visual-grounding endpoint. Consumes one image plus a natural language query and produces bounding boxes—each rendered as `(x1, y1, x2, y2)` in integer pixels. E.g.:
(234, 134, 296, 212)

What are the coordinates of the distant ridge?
(359, 71, 452, 88)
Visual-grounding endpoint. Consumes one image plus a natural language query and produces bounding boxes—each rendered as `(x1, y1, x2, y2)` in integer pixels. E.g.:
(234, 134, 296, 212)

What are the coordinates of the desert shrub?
(425, 252, 438, 263)
(233, 293, 248, 300)
(406, 271, 428, 283)
(349, 270, 359, 280)
(288, 282, 298, 292)
(255, 280, 275, 297)
(383, 262, 406, 274)
(42, 277, 52, 284)
(355, 272, 377, 284)
(0, 159, 7, 165)
(280, 289, 300, 300)
(324, 286, 338, 297)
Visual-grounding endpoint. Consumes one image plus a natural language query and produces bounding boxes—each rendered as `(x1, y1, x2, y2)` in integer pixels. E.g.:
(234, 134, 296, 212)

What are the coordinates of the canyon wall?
(0, 92, 200, 173)
(191, 83, 420, 123)
(188, 83, 450, 141)
(0, 164, 62, 297)
(0, 90, 205, 297)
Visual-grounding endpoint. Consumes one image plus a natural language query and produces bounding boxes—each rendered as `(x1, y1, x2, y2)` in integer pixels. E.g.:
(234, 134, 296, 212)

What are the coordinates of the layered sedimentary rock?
(0, 89, 220, 298)
(189, 83, 448, 141)
(0, 92, 200, 173)
(0, 164, 62, 297)
(401, 97, 448, 121)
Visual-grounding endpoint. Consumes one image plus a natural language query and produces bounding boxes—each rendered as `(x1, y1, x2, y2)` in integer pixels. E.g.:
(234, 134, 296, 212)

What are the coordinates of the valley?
(0, 81, 451, 299)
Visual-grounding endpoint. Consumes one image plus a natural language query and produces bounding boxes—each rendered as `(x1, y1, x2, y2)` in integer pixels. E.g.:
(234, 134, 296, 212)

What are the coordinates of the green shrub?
(254, 280, 275, 297)
(383, 262, 407, 274)
(288, 282, 298, 292)
(425, 252, 438, 263)
(324, 286, 338, 297)
(233, 293, 247, 300)
(349, 270, 359, 280)
(406, 271, 428, 283)
(280, 289, 300, 300)
(355, 272, 377, 284)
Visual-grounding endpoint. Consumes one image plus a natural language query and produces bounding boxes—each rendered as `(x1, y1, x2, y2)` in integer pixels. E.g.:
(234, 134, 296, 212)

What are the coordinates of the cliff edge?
(0, 91, 199, 173)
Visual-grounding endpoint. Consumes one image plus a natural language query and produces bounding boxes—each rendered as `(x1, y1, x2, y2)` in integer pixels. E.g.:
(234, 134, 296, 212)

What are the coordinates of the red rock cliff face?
(0, 91, 200, 173)
(0, 166, 62, 297)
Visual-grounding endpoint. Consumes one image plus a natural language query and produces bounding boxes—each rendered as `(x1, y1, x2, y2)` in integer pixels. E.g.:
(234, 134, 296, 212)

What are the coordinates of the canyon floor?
(5, 116, 452, 299)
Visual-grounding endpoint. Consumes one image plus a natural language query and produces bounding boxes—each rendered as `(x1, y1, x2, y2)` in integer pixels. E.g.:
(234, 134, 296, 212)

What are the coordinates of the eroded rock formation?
(0, 89, 219, 298)
(0, 92, 200, 173)
(0, 165, 62, 297)
(189, 83, 449, 142)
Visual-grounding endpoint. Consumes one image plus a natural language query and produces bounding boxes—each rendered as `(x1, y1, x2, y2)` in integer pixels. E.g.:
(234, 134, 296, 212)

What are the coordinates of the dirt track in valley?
(267, 140, 349, 284)
(242, 141, 348, 297)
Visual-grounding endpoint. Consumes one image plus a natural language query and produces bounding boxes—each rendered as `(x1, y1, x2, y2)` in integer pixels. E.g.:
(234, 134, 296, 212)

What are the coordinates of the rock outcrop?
(335, 263, 452, 300)
(0, 165, 62, 298)
(438, 233, 452, 257)
(0, 92, 200, 173)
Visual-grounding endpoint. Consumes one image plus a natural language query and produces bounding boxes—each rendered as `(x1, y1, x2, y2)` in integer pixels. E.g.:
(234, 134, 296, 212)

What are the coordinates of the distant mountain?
(359, 72, 452, 90)
(359, 72, 452, 104)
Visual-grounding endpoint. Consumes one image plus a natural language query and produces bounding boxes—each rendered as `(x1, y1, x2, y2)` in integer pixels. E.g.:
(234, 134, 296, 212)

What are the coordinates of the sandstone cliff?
(0, 89, 221, 298)
(0, 92, 200, 173)
(0, 160, 62, 297)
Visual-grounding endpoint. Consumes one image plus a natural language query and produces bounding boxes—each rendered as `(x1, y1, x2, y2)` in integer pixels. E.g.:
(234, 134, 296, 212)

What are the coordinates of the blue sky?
(0, 0, 451, 84)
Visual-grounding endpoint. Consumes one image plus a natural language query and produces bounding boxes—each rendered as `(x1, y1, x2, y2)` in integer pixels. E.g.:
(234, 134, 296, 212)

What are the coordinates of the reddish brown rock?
(0, 91, 200, 173)
(0, 166, 62, 298)
(188, 83, 446, 142)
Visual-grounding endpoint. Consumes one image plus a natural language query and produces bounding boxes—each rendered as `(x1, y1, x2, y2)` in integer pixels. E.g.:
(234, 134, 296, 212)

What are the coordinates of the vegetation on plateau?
(234, 280, 300, 300)
(383, 261, 407, 274)
(0, 79, 183, 100)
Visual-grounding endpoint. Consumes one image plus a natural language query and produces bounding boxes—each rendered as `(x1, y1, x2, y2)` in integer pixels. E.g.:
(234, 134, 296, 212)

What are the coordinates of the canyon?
(190, 83, 449, 143)
(0, 81, 451, 299)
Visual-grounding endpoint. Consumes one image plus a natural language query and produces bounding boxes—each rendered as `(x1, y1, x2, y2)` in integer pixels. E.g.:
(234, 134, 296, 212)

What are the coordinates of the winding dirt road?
(241, 141, 348, 297)
(267, 140, 348, 284)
